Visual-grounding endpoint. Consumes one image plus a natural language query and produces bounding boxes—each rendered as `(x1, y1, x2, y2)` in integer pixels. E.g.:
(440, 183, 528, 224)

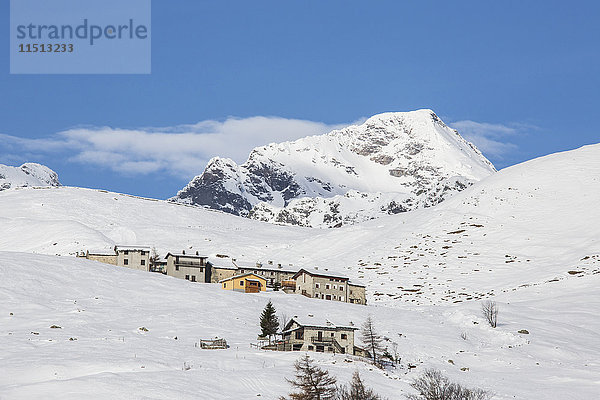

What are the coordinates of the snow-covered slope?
(0, 144, 598, 308)
(172, 110, 496, 227)
(0, 162, 60, 191)
(1, 252, 598, 399)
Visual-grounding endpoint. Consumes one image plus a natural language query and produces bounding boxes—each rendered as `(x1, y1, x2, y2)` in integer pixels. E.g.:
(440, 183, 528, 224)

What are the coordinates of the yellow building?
(219, 273, 267, 293)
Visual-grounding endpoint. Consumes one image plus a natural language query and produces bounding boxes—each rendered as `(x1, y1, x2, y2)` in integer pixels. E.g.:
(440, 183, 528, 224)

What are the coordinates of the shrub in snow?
(481, 301, 498, 328)
(406, 369, 492, 400)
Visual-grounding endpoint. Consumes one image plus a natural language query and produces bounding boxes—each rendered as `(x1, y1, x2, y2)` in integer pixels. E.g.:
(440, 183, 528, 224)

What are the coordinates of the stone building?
(115, 245, 151, 272)
(234, 260, 296, 288)
(292, 268, 366, 305)
(280, 317, 358, 354)
(165, 251, 209, 282)
(79, 245, 150, 272)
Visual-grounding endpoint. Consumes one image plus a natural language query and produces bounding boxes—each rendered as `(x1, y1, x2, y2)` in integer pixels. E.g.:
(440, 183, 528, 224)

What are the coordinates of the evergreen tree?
(336, 371, 382, 400)
(260, 300, 279, 344)
(361, 316, 384, 366)
(281, 355, 338, 400)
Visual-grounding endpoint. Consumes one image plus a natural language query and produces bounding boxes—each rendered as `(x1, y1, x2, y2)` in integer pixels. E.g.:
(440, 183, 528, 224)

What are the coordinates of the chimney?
(268, 260, 273, 265)
(196, 250, 199, 256)
(182, 250, 185, 255)
(314, 266, 318, 270)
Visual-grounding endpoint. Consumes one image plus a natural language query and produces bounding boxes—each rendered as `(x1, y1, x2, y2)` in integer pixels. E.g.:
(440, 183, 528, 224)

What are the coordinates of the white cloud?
(450, 120, 529, 158)
(1, 116, 354, 178)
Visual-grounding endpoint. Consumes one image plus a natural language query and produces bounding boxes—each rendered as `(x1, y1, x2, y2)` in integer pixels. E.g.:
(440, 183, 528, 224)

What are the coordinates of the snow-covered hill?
(1, 252, 598, 399)
(0, 162, 60, 191)
(1, 144, 599, 398)
(172, 110, 496, 227)
(0, 144, 597, 309)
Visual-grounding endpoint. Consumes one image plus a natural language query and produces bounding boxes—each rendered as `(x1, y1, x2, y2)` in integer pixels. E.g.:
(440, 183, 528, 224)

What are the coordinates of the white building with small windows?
(165, 251, 210, 282)
(79, 245, 150, 272)
(115, 245, 151, 272)
(292, 268, 367, 305)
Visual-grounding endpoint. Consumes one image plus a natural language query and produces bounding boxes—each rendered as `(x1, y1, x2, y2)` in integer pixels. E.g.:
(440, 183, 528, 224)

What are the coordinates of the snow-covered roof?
(210, 264, 238, 270)
(292, 267, 349, 280)
(218, 272, 267, 283)
(87, 249, 116, 256)
(165, 252, 208, 258)
(348, 281, 366, 288)
(282, 316, 357, 333)
(233, 259, 296, 273)
(115, 245, 151, 252)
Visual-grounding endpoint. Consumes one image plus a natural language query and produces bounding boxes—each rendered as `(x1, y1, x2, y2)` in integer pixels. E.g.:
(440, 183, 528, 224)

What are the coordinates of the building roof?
(282, 316, 358, 333)
(218, 272, 267, 284)
(233, 259, 296, 273)
(87, 249, 116, 256)
(348, 281, 366, 288)
(114, 245, 151, 251)
(292, 267, 349, 280)
(210, 264, 238, 270)
(165, 252, 208, 259)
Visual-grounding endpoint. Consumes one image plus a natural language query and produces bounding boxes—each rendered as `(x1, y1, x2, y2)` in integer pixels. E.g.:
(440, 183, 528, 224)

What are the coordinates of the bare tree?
(336, 371, 382, 400)
(406, 369, 492, 400)
(279, 312, 289, 331)
(361, 316, 384, 365)
(149, 247, 160, 271)
(481, 301, 499, 328)
(281, 355, 337, 400)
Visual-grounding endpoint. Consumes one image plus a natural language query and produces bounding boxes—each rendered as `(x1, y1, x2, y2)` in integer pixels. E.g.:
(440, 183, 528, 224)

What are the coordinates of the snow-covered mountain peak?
(172, 110, 495, 227)
(0, 162, 60, 191)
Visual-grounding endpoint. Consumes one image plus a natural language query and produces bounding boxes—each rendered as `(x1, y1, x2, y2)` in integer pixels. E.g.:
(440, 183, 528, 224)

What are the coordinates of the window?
(315, 283, 320, 288)
(223, 283, 227, 288)
(330, 332, 334, 337)
(124, 250, 129, 255)
(314, 294, 319, 298)
(140, 251, 146, 256)
(175, 266, 179, 271)
(185, 275, 189, 280)
(124, 259, 129, 265)
(326, 284, 330, 289)
(141, 260, 146, 266)
(240, 281, 244, 286)
(333, 285, 336, 289)
(295, 331, 304, 340)
(199, 267, 203, 272)
(191, 276, 196, 282)
(308, 345, 314, 350)
(339, 286, 344, 291)
(240, 269, 244, 273)
(341, 334, 347, 340)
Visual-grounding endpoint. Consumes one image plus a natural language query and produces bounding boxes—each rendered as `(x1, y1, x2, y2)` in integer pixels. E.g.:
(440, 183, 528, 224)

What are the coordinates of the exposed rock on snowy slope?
(0, 163, 60, 191)
(171, 110, 496, 227)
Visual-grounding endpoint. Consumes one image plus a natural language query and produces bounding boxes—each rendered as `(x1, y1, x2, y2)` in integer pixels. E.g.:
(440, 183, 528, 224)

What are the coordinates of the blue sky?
(1, 1, 599, 199)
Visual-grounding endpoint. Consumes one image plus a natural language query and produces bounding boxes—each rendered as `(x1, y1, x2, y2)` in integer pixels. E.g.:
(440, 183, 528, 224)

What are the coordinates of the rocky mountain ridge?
(172, 110, 496, 227)
(0, 162, 60, 191)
